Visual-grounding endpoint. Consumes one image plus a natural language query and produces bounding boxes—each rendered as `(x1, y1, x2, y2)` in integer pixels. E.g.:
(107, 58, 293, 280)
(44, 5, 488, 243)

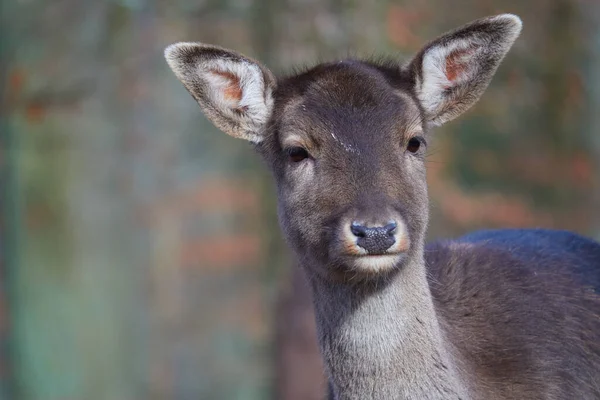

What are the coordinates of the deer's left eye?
(406, 137, 425, 153)
(287, 147, 310, 163)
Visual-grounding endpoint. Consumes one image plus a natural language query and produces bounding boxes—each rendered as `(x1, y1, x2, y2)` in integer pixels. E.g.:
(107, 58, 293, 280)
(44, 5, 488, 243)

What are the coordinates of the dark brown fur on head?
(259, 60, 429, 281)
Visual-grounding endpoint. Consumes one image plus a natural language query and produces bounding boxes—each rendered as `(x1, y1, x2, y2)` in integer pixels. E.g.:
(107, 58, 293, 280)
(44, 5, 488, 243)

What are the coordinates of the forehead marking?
(291, 99, 361, 155)
(330, 131, 360, 154)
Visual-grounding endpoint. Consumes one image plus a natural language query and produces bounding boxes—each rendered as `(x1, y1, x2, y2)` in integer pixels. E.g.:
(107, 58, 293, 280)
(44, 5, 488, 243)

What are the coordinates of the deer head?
(165, 14, 522, 282)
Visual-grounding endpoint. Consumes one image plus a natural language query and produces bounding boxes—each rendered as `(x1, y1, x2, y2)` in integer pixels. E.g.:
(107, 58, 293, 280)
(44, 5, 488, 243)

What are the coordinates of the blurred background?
(1, 0, 600, 399)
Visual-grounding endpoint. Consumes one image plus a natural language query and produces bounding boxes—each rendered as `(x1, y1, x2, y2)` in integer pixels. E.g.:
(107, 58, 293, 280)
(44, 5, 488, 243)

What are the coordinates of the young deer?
(165, 14, 600, 399)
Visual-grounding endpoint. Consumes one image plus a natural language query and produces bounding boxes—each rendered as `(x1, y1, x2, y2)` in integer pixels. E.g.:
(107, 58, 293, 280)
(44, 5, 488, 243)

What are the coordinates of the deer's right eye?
(287, 147, 310, 163)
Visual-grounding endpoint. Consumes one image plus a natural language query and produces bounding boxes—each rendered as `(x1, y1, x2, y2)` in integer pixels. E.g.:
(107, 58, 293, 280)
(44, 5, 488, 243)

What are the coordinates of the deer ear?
(408, 14, 522, 126)
(165, 43, 276, 143)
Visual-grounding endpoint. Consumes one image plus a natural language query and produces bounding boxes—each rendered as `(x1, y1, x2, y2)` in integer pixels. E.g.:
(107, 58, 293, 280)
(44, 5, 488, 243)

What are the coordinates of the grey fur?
(165, 14, 600, 400)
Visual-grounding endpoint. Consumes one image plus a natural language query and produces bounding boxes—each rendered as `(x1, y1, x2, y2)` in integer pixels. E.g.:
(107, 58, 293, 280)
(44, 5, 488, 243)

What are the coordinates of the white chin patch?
(352, 254, 403, 273)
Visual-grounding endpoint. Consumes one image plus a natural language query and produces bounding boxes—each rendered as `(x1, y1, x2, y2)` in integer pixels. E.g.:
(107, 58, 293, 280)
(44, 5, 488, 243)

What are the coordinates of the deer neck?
(305, 253, 469, 400)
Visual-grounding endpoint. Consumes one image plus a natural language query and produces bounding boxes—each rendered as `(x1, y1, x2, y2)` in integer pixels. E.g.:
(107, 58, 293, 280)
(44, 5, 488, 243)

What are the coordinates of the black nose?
(350, 221, 397, 254)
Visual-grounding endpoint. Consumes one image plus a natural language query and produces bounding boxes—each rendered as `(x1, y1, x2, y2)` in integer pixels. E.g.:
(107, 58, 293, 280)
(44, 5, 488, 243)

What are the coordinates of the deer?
(164, 14, 600, 400)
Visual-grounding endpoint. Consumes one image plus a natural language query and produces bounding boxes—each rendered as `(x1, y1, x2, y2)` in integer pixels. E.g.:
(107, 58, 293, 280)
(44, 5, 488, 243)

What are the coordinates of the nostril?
(350, 221, 398, 254)
(351, 222, 367, 238)
(384, 222, 397, 237)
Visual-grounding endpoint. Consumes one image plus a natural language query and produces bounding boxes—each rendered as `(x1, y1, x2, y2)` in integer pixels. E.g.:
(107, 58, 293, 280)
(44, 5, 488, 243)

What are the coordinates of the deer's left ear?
(408, 14, 522, 126)
(165, 43, 276, 143)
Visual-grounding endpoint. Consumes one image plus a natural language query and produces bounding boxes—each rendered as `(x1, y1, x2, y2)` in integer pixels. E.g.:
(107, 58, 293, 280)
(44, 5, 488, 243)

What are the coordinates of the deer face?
(165, 14, 521, 281)
(265, 62, 430, 278)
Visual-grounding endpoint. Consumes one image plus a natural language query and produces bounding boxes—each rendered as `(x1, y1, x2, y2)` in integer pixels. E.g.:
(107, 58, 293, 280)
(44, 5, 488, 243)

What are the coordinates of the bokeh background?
(1, 0, 600, 399)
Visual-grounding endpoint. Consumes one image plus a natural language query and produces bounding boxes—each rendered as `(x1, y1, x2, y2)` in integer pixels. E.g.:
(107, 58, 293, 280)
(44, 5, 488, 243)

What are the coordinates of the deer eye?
(287, 147, 310, 163)
(406, 137, 425, 153)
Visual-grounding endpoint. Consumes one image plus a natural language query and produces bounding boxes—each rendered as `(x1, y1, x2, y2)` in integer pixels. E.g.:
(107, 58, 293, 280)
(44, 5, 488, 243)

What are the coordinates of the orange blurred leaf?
(25, 104, 46, 123)
(8, 68, 25, 94)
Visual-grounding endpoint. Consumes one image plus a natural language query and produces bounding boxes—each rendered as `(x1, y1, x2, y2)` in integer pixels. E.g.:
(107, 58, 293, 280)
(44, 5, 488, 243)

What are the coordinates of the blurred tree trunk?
(275, 266, 326, 400)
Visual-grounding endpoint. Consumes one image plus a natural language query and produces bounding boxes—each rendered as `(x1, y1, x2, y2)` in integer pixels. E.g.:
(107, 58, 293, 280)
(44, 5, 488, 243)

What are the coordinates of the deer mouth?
(350, 253, 407, 273)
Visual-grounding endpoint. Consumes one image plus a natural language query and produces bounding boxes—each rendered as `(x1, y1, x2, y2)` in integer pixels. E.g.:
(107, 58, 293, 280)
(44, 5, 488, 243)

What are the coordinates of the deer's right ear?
(164, 43, 276, 143)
